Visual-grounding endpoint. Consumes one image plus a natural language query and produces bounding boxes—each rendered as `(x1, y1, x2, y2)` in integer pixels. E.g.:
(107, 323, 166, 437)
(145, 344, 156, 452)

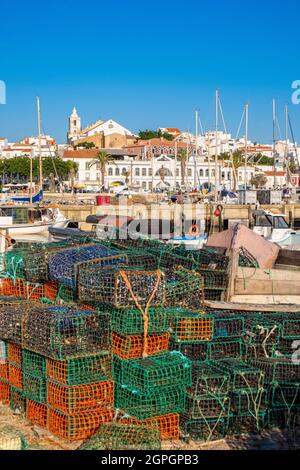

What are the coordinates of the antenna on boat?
(37, 96, 43, 191)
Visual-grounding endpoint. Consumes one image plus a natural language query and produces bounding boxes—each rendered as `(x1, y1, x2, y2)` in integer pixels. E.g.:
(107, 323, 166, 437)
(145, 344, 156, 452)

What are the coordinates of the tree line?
(0, 156, 78, 183)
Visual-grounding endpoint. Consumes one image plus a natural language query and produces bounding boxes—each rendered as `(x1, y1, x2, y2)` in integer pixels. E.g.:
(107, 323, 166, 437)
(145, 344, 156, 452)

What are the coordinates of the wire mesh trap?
(209, 340, 246, 361)
(23, 373, 46, 404)
(111, 307, 169, 336)
(168, 309, 213, 343)
(22, 350, 46, 378)
(78, 267, 166, 307)
(22, 305, 111, 360)
(170, 340, 210, 362)
(26, 399, 47, 428)
(112, 332, 170, 359)
(0, 380, 10, 405)
(48, 244, 118, 288)
(46, 352, 112, 386)
(185, 394, 230, 420)
(187, 362, 230, 397)
(10, 386, 26, 414)
(47, 379, 114, 414)
(211, 359, 264, 391)
(0, 302, 30, 345)
(115, 383, 186, 420)
(119, 351, 192, 391)
(180, 415, 228, 442)
(47, 406, 115, 441)
(79, 423, 161, 450)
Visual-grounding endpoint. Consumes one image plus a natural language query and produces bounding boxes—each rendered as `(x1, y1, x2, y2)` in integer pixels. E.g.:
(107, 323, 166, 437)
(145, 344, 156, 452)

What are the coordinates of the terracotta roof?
(63, 149, 128, 159)
(264, 171, 286, 176)
(127, 138, 193, 148)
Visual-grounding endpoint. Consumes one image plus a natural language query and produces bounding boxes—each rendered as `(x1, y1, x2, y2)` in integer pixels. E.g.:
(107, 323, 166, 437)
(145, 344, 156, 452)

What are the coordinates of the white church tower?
(67, 107, 81, 143)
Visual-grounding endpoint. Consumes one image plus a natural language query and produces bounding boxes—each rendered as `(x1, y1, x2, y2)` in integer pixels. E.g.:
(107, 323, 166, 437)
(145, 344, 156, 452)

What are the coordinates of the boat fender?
(214, 204, 224, 217)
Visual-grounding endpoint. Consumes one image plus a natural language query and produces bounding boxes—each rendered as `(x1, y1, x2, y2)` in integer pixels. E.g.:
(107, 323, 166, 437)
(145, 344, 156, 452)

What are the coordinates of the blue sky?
(1, 0, 300, 143)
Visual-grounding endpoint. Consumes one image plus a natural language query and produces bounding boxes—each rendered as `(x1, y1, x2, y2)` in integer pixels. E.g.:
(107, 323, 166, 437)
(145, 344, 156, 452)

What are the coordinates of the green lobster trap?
(80, 423, 161, 450)
(22, 350, 46, 378)
(115, 383, 186, 420)
(111, 307, 169, 335)
(185, 394, 230, 420)
(180, 415, 228, 442)
(119, 351, 192, 392)
(168, 309, 213, 343)
(188, 362, 230, 397)
(22, 373, 46, 404)
(212, 359, 265, 391)
(10, 386, 26, 415)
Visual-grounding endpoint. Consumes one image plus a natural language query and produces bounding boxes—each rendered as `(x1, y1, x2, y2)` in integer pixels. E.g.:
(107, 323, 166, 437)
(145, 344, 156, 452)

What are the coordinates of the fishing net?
(228, 412, 266, 435)
(122, 413, 180, 440)
(165, 268, 204, 309)
(8, 364, 22, 390)
(185, 394, 230, 420)
(249, 358, 300, 383)
(229, 389, 267, 415)
(80, 423, 161, 450)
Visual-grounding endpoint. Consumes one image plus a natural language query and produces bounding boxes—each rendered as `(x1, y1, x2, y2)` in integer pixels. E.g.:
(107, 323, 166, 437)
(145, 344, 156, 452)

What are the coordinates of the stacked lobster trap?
(0, 236, 299, 448)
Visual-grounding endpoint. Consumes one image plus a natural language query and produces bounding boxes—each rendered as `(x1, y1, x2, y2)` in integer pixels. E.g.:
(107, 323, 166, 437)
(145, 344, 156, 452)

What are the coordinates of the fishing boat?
(0, 205, 69, 236)
(252, 209, 300, 246)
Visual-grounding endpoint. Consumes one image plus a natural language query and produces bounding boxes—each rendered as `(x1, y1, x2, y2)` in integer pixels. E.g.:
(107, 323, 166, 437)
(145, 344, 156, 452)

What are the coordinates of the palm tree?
(89, 150, 111, 190)
(123, 170, 131, 185)
(177, 148, 188, 187)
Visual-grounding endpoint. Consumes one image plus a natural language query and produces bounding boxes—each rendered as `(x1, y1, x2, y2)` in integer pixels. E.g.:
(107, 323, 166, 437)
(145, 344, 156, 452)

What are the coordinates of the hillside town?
(1, 107, 299, 193)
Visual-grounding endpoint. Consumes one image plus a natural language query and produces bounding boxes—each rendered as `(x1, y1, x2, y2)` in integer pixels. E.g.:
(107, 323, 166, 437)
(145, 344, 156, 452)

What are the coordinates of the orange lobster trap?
(7, 343, 22, 366)
(47, 379, 114, 414)
(9, 364, 23, 390)
(112, 332, 170, 359)
(0, 363, 9, 382)
(26, 399, 47, 428)
(47, 406, 115, 441)
(0, 380, 10, 405)
(123, 413, 180, 440)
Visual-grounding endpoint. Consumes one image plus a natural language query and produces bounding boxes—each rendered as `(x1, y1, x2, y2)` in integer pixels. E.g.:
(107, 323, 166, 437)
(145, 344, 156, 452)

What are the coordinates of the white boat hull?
(0, 222, 52, 236)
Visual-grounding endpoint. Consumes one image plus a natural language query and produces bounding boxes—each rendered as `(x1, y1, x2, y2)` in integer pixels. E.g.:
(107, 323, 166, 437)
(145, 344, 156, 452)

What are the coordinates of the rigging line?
(218, 98, 228, 135)
(235, 107, 245, 141)
(288, 115, 300, 170)
(41, 125, 60, 181)
(275, 116, 283, 141)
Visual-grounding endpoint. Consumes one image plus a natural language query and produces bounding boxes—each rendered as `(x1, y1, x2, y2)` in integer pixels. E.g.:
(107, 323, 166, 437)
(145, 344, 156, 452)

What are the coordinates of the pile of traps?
(0, 236, 298, 448)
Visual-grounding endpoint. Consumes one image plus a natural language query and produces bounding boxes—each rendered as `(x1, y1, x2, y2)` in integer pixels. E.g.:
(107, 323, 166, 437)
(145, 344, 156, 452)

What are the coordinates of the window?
(85, 173, 90, 181)
(85, 162, 90, 170)
(149, 182, 153, 190)
(96, 163, 100, 170)
(176, 169, 179, 177)
(188, 169, 192, 177)
(122, 167, 127, 175)
(148, 168, 152, 176)
(199, 169, 203, 177)
(142, 181, 147, 189)
(135, 168, 140, 176)
(73, 120, 77, 126)
(212, 170, 215, 177)
(142, 168, 147, 176)
(115, 167, 120, 176)
(96, 173, 100, 181)
(108, 167, 113, 176)
(205, 169, 209, 177)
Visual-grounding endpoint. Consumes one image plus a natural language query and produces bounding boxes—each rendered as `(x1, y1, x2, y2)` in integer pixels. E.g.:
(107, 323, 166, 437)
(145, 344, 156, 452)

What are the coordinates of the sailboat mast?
(244, 103, 248, 190)
(272, 99, 276, 188)
(30, 148, 33, 205)
(214, 89, 219, 202)
(195, 110, 198, 189)
(37, 97, 43, 191)
(285, 104, 289, 182)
